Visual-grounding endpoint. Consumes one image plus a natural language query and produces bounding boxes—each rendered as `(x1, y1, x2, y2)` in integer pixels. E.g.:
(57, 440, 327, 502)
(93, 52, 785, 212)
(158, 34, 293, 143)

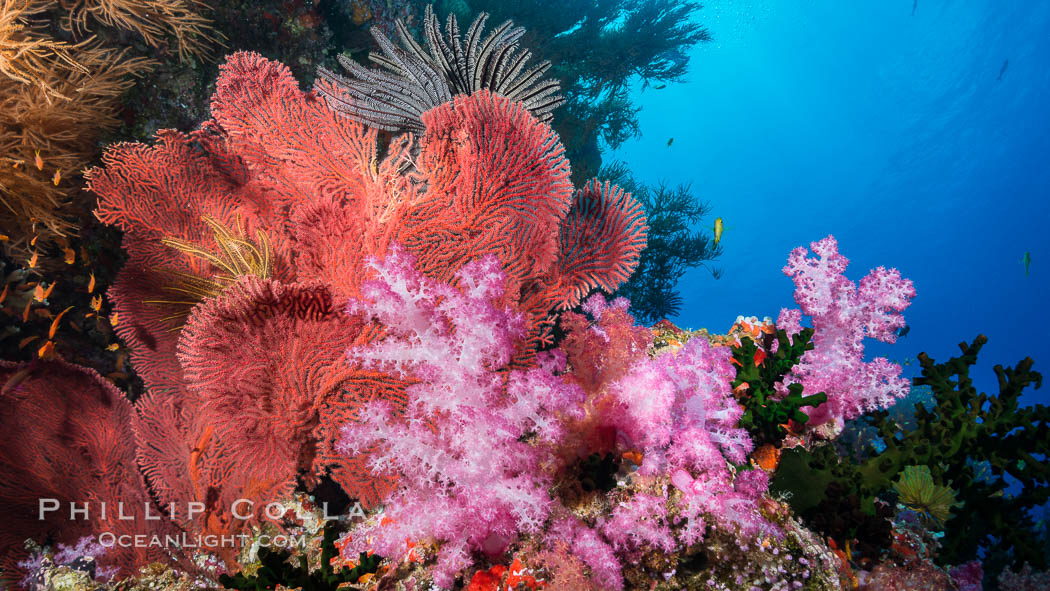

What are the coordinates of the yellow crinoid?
(893, 465, 961, 528)
(148, 216, 272, 326)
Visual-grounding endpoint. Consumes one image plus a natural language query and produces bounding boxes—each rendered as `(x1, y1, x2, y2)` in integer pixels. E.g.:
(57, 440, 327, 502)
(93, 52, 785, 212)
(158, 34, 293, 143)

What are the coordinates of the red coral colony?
(1, 8, 1046, 591)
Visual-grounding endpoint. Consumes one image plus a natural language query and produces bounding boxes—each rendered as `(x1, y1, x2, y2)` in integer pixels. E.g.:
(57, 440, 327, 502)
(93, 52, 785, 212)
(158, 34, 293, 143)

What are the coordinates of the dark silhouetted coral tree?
(433, 0, 711, 182)
(604, 163, 722, 323)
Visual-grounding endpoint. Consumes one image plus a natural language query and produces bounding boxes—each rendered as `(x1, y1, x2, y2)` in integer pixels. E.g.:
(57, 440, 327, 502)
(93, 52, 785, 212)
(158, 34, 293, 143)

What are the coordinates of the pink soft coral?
(337, 247, 585, 588)
(600, 493, 676, 555)
(614, 337, 750, 472)
(777, 235, 916, 430)
(563, 297, 774, 545)
(547, 514, 625, 591)
(337, 268, 781, 588)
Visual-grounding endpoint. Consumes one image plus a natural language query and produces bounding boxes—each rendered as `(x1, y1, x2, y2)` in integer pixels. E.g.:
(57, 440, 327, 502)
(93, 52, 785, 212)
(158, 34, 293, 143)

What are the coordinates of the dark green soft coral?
(730, 328, 827, 446)
(773, 335, 1049, 570)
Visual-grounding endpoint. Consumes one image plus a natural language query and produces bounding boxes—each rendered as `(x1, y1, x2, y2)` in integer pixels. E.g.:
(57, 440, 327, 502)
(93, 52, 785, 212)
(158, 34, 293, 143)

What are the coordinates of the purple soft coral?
(777, 235, 916, 432)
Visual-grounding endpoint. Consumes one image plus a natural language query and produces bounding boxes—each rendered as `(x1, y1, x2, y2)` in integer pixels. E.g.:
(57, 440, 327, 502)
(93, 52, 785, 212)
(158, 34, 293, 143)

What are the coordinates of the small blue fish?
(912, 0, 917, 16)
(896, 324, 910, 338)
(666, 137, 674, 147)
(1022, 251, 1031, 276)
(998, 59, 1009, 81)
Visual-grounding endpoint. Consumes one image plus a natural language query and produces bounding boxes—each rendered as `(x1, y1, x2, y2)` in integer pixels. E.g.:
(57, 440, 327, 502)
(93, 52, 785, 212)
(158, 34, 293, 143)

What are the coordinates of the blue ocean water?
(612, 0, 1050, 406)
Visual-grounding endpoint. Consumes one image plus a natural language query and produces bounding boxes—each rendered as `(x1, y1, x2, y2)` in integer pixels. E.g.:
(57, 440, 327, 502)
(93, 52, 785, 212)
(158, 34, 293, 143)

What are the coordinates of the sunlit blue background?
(612, 0, 1050, 405)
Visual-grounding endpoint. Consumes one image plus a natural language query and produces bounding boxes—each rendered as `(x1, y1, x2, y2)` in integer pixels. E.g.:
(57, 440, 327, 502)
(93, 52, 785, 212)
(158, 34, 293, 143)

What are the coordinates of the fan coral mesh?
(553, 180, 649, 309)
(177, 276, 405, 506)
(0, 360, 170, 583)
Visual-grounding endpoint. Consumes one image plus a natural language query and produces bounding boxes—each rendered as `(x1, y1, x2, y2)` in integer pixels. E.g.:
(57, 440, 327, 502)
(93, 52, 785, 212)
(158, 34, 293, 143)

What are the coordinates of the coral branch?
(551, 179, 648, 309)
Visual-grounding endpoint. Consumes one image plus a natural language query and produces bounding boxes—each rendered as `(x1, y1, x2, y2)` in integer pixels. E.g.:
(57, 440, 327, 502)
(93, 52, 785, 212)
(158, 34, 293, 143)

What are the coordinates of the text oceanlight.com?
(97, 532, 307, 549)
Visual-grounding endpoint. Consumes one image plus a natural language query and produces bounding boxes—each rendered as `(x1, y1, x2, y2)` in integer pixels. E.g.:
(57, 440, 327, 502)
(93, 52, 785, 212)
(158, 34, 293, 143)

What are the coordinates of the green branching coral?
(773, 335, 1049, 575)
(893, 465, 960, 529)
(219, 524, 382, 591)
(731, 328, 828, 446)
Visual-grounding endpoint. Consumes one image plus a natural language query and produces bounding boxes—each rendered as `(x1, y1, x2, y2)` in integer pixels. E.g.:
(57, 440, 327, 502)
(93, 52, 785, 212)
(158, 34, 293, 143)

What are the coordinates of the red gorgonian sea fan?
(83, 51, 647, 538)
(0, 360, 171, 583)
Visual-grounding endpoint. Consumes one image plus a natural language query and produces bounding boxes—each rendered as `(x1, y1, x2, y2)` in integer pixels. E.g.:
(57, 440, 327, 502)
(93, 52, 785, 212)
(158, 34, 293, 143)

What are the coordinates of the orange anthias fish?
(52, 169, 61, 186)
(32, 282, 55, 302)
(621, 450, 644, 466)
(753, 349, 767, 367)
(49, 306, 73, 339)
(34, 150, 43, 171)
(37, 340, 55, 360)
(63, 246, 75, 264)
(778, 418, 805, 438)
(405, 538, 424, 564)
(730, 316, 777, 341)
